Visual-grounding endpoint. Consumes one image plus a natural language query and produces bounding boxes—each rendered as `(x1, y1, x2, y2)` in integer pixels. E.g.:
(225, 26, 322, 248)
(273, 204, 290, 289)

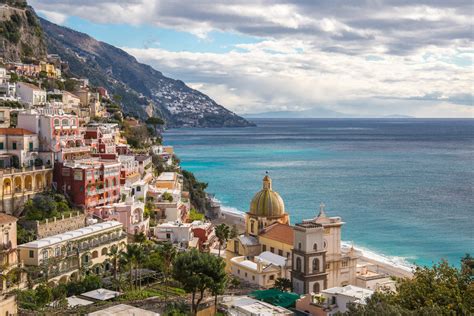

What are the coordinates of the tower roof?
(248, 175, 285, 217)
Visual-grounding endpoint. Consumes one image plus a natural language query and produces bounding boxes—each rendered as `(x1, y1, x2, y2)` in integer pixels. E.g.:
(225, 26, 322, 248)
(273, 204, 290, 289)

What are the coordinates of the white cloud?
(36, 10, 68, 25)
(30, 0, 473, 117)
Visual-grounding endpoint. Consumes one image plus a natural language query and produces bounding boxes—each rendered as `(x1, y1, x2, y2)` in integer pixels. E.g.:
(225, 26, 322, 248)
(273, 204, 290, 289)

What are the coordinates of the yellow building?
(18, 221, 127, 286)
(226, 175, 294, 288)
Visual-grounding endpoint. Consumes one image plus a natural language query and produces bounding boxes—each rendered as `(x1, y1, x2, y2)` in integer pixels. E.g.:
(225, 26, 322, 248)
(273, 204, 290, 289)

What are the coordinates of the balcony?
(0, 165, 53, 176)
(61, 146, 90, 154)
(0, 241, 12, 252)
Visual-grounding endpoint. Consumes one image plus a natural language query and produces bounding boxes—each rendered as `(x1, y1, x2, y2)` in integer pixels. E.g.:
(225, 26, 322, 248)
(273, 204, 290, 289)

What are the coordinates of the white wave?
(342, 241, 415, 272)
(220, 205, 245, 217)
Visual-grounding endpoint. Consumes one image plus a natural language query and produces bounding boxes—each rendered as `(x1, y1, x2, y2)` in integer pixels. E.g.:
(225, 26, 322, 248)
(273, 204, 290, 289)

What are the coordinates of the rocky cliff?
(0, 0, 47, 62)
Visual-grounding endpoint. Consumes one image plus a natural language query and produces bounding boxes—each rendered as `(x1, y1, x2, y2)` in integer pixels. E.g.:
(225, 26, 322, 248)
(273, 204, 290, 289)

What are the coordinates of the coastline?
(218, 204, 414, 279)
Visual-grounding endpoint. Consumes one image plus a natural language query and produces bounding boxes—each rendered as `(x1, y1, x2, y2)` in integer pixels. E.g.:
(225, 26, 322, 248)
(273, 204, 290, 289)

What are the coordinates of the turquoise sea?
(164, 119, 474, 267)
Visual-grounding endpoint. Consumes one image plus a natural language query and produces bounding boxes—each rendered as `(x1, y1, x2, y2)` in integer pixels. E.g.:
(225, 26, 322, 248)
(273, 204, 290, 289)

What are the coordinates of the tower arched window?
(312, 258, 320, 272)
(313, 282, 320, 293)
(296, 257, 302, 272)
(250, 221, 255, 234)
(313, 243, 318, 251)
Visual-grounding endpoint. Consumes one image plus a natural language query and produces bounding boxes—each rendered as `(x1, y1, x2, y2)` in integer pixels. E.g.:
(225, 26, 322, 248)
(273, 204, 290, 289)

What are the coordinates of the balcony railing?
(61, 146, 90, 153)
(0, 165, 53, 176)
(0, 241, 12, 252)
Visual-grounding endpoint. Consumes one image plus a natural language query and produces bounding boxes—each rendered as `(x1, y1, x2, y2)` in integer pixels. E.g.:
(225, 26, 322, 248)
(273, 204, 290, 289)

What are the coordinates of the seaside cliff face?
(0, 0, 47, 61)
(39, 19, 253, 128)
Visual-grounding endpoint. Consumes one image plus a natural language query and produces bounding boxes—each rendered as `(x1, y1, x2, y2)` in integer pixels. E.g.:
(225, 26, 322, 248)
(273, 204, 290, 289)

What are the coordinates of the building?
(230, 251, 290, 288)
(17, 108, 90, 162)
(61, 91, 81, 113)
(221, 296, 294, 316)
(313, 205, 358, 288)
(0, 214, 25, 293)
(153, 221, 197, 249)
(55, 158, 121, 210)
(15, 82, 47, 106)
(135, 154, 153, 180)
(295, 285, 374, 315)
(226, 175, 292, 269)
(355, 262, 396, 291)
(0, 108, 13, 128)
(0, 68, 16, 101)
(84, 123, 119, 158)
(18, 221, 127, 285)
(118, 155, 140, 186)
(92, 198, 150, 236)
(0, 165, 53, 214)
(19, 211, 86, 239)
(155, 172, 181, 190)
(191, 221, 216, 251)
(291, 216, 328, 295)
(226, 175, 297, 287)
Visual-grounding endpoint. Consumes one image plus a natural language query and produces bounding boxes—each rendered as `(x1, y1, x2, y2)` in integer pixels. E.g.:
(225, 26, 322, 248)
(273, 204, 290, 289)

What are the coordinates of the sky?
(31, 0, 473, 118)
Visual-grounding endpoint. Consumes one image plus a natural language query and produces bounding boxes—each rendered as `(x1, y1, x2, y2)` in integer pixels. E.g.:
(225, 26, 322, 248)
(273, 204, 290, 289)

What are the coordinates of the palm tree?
(273, 277, 292, 292)
(120, 244, 139, 290)
(214, 224, 230, 257)
(107, 245, 121, 289)
(157, 242, 177, 302)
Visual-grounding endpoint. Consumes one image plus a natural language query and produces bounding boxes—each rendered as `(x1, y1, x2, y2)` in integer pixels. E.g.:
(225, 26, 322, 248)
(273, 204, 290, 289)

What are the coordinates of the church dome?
(249, 175, 285, 217)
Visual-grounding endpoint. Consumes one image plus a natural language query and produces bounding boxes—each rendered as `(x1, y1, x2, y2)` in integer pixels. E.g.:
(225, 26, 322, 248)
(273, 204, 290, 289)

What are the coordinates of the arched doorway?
(35, 174, 43, 190)
(3, 179, 12, 195)
(25, 175, 33, 191)
(14, 177, 22, 193)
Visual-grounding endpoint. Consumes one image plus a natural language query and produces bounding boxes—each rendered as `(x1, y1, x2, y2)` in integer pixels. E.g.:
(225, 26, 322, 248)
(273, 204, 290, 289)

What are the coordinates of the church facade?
(225, 175, 358, 292)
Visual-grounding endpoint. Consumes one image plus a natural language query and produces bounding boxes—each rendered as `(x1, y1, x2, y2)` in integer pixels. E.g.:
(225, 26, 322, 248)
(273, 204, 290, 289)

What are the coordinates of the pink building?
(17, 108, 89, 163)
(84, 124, 118, 158)
(93, 199, 149, 236)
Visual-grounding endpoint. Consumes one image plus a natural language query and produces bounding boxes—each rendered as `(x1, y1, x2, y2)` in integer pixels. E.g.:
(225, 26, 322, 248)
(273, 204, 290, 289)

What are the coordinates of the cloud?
(123, 40, 473, 117)
(29, 0, 474, 117)
(36, 10, 68, 25)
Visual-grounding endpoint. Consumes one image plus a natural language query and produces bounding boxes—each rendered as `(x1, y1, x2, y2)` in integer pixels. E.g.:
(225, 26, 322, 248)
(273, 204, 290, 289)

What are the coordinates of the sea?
(164, 119, 474, 267)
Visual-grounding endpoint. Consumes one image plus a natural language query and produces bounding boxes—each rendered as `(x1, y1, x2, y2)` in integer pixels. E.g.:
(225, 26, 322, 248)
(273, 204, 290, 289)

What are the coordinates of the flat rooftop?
(156, 172, 176, 181)
(87, 304, 159, 316)
(18, 221, 122, 249)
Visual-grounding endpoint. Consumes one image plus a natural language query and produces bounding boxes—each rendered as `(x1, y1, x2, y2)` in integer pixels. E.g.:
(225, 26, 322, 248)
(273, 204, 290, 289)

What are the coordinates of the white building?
(15, 82, 47, 106)
(296, 285, 374, 315)
(230, 251, 291, 288)
(153, 221, 197, 248)
(221, 296, 294, 316)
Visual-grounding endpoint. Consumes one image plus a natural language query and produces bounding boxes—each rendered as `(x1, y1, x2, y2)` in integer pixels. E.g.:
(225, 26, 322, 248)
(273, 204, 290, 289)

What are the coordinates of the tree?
(348, 256, 474, 315)
(35, 283, 53, 308)
(172, 250, 227, 315)
(108, 245, 121, 287)
(158, 242, 177, 302)
(214, 224, 230, 257)
(273, 278, 292, 292)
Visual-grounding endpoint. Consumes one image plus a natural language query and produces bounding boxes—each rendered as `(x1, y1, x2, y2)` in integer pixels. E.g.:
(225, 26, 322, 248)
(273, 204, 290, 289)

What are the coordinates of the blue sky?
(32, 0, 473, 117)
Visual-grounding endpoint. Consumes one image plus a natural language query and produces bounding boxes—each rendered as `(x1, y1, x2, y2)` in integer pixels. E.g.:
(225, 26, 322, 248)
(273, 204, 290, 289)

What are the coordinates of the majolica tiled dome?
(249, 175, 285, 217)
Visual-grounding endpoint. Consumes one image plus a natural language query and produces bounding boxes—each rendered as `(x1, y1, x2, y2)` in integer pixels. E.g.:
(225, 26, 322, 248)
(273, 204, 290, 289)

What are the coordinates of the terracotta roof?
(0, 128, 35, 136)
(0, 213, 18, 224)
(259, 222, 294, 245)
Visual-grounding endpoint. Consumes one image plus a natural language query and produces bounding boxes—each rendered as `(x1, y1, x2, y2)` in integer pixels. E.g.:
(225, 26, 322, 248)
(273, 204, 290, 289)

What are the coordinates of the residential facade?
(15, 82, 47, 106)
(18, 221, 127, 285)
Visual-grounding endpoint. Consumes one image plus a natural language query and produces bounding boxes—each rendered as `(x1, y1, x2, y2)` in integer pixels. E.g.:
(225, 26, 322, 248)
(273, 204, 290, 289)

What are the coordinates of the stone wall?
(19, 211, 86, 239)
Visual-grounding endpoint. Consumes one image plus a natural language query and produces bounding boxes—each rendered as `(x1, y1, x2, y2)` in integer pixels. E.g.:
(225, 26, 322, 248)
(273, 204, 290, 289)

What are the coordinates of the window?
(298, 242, 302, 250)
(29, 142, 33, 151)
(296, 257, 302, 272)
(245, 272, 247, 277)
(0, 142, 3, 150)
(54, 119, 60, 126)
(324, 241, 327, 249)
(29, 250, 34, 258)
(252, 276, 255, 281)
(42, 250, 48, 260)
(287, 252, 290, 258)
(278, 249, 283, 256)
(313, 282, 320, 293)
(237, 269, 240, 275)
(313, 243, 318, 251)
(62, 119, 69, 126)
(342, 260, 348, 268)
(269, 275, 275, 281)
(262, 245, 266, 252)
(312, 258, 320, 272)
(234, 240, 239, 254)
(166, 233, 171, 239)
(136, 186, 141, 192)
(12, 142, 17, 150)
(250, 220, 255, 234)
(326, 263, 330, 269)
(55, 247, 61, 257)
(270, 247, 275, 253)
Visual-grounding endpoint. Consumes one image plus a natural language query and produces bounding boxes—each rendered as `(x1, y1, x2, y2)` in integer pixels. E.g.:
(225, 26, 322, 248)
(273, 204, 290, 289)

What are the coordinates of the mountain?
(40, 18, 253, 127)
(244, 108, 351, 118)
